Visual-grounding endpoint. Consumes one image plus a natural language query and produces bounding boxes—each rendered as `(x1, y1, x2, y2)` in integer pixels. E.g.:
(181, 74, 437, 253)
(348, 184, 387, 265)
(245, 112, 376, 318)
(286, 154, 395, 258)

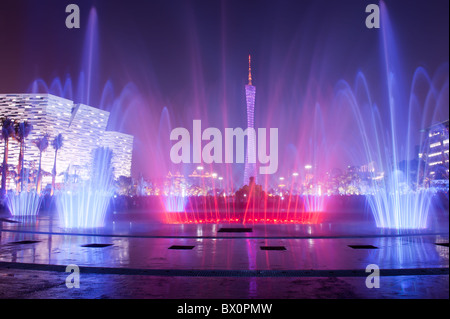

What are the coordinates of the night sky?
(0, 0, 448, 182)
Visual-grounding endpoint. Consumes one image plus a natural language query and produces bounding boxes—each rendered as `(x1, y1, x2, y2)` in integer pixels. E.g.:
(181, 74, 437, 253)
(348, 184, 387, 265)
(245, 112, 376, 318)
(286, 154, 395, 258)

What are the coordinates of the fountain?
(56, 147, 114, 229)
(6, 191, 42, 217)
(137, 7, 447, 228)
(331, 1, 448, 229)
(14, 2, 446, 230)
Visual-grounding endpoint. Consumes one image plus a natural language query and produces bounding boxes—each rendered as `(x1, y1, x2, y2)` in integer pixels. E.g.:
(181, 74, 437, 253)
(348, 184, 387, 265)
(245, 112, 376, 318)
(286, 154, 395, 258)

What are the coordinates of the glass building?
(0, 93, 133, 190)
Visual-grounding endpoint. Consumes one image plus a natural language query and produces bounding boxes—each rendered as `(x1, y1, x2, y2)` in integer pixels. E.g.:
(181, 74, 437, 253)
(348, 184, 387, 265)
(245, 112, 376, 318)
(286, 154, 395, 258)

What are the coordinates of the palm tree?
(14, 121, 33, 192)
(1, 117, 15, 197)
(51, 133, 63, 195)
(34, 133, 50, 194)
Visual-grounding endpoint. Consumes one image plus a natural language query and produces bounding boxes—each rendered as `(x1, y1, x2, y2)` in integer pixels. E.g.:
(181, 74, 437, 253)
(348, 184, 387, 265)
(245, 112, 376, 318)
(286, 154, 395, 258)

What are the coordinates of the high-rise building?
(0, 93, 133, 190)
(419, 119, 449, 183)
(244, 55, 257, 186)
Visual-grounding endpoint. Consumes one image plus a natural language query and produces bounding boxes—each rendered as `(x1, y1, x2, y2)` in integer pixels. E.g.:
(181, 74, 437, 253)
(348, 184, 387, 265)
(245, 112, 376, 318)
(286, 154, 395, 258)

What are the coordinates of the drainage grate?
(435, 243, 449, 247)
(260, 246, 286, 251)
(168, 245, 195, 250)
(81, 244, 113, 248)
(8, 240, 41, 245)
(218, 228, 253, 233)
(348, 245, 378, 249)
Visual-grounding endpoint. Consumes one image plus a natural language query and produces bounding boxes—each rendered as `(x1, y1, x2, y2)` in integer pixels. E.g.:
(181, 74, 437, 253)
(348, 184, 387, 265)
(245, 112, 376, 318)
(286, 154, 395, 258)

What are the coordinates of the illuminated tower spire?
(244, 55, 257, 186)
(248, 54, 252, 85)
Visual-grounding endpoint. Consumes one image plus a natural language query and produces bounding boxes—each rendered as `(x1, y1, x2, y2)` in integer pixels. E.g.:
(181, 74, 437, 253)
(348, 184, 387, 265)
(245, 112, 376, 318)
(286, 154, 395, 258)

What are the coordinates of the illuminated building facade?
(0, 93, 133, 190)
(420, 119, 449, 182)
(102, 131, 134, 179)
(244, 55, 257, 186)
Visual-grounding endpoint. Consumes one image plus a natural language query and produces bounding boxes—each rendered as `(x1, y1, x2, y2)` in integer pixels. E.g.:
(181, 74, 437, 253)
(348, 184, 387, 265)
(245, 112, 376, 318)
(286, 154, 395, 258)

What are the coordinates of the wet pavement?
(0, 211, 448, 299)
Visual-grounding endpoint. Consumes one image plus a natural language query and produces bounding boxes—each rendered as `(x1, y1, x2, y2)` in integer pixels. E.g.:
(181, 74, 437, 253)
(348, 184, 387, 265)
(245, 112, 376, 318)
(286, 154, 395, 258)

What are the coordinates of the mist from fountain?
(56, 147, 114, 229)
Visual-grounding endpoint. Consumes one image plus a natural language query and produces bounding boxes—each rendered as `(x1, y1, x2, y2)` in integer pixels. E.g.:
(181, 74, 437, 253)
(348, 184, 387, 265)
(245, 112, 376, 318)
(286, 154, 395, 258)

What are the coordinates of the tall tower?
(244, 55, 257, 186)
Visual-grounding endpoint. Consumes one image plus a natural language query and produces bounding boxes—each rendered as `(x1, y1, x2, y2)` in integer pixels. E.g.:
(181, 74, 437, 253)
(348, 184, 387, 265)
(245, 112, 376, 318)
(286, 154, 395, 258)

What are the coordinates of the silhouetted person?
(249, 176, 255, 187)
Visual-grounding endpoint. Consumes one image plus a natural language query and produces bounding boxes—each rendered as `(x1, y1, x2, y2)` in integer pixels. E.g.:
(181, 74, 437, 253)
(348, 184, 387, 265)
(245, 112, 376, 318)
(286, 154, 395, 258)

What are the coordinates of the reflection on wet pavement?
(0, 212, 448, 298)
